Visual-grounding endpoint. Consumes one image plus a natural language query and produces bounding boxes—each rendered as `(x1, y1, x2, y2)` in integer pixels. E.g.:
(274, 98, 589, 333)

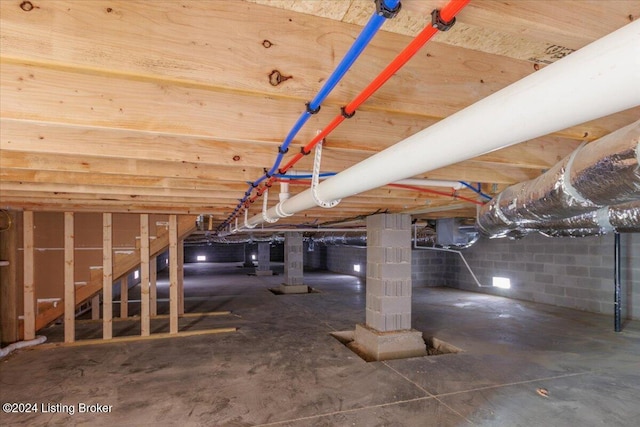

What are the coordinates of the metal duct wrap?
(477, 121, 640, 238)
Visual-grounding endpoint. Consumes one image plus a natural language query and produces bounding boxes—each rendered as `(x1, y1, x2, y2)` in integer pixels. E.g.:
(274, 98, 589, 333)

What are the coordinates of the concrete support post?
(354, 213, 426, 360)
(279, 232, 308, 293)
(256, 242, 272, 276)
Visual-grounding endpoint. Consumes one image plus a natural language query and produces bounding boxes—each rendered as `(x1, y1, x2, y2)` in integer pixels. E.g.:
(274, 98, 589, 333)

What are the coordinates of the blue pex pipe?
(223, 0, 400, 228)
(459, 181, 493, 200)
(265, 0, 400, 177)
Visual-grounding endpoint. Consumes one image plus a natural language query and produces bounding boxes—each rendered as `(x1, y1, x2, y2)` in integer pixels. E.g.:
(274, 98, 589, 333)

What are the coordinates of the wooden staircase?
(34, 215, 197, 332)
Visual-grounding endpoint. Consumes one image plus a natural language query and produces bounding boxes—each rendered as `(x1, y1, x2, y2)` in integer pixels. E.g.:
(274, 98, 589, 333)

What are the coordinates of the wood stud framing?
(103, 213, 113, 340)
(64, 212, 75, 343)
(169, 215, 179, 334)
(0, 210, 18, 343)
(22, 211, 35, 341)
(178, 239, 185, 316)
(120, 275, 128, 319)
(150, 255, 157, 317)
(140, 214, 150, 336)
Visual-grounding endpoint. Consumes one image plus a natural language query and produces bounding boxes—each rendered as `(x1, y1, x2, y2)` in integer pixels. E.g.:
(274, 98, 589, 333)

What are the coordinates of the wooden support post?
(140, 214, 150, 336)
(0, 210, 19, 344)
(91, 294, 100, 320)
(169, 215, 178, 334)
(64, 212, 75, 343)
(150, 255, 157, 317)
(120, 275, 128, 318)
(22, 211, 35, 341)
(178, 237, 184, 316)
(103, 213, 113, 339)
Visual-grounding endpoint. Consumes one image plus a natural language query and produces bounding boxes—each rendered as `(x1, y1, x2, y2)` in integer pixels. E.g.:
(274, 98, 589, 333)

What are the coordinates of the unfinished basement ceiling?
(1, 0, 639, 228)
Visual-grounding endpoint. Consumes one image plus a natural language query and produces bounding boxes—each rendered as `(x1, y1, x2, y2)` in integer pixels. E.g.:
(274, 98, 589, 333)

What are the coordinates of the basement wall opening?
(330, 330, 462, 362)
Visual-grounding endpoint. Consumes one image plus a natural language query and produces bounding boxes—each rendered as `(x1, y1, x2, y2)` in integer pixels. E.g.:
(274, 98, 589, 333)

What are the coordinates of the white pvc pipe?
(0, 336, 47, 359)
(395, 179, 463, 190)
(241, 20, 640, 231)
(284, 171, 463, 189)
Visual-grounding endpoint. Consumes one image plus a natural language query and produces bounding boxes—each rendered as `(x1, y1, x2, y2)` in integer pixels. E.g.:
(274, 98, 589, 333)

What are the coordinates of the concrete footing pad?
(255, 270, 273, 276)
(278, 284, 309, 294)
(351, 324, 427, 361)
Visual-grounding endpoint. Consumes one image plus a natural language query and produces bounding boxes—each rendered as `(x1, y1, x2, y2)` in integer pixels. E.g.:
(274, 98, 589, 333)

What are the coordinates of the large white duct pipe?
(240, 20, 640, 231)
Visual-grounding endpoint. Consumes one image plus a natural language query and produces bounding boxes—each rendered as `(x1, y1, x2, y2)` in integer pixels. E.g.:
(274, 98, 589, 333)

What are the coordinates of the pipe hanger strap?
(262, 189, 279, 224)
(312, 139, 341, 209)
(244, 209, 257, 229)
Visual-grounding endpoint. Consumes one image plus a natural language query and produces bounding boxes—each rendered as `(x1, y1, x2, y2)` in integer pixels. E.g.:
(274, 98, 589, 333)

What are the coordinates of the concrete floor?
(1, 262, 639, 426)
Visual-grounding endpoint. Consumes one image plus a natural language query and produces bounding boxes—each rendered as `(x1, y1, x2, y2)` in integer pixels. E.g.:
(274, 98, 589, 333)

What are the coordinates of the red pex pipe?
(388, 183, 484, 206)
(229, 0, 471, 223)
(344, 0, 470, 115)
(271, 179, 483, 206)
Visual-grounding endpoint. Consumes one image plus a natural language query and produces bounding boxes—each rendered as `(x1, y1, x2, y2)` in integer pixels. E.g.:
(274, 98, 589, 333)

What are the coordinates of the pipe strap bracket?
(431, 9, 456, 31)
(305, 102, 321, 115)
(261, 189, 280, 224)
(244, 209, 257, 229)
(340, 106, 356, 119)
(375, 0, 402, 19)
(311, 137, 341, 209)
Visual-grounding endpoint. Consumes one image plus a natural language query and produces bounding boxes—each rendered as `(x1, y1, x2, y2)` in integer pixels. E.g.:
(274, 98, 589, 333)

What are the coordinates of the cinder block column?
(256, 242, 273, 276)
(280, 232, 308, 293)
(354, 213, 425, 360)
(365, 213, 412, 331)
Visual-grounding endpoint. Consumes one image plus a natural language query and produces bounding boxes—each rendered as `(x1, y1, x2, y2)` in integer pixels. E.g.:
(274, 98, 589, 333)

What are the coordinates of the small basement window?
(353, 264, 361, 273)
(197, 255, 206, 261)
(492, 276, 511, 289)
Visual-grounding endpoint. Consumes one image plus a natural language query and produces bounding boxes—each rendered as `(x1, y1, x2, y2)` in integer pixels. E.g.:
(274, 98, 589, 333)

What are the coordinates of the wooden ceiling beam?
(1, 167, 487, 202)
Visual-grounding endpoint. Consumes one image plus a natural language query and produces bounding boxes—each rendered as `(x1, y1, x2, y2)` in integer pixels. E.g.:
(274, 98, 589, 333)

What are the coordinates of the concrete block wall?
(303, 241, 327, 270)
(449, 233, 640, 320)
(184, 243, 245, 263)
(184, 243, 284, 264)
(325, 245, 367, 278)
(245, 243, 285, 263)
(411, 249, 457, 287)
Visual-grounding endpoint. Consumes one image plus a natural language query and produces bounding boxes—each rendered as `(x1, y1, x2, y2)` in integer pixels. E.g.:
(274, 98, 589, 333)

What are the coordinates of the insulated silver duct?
(477, 121, 640, 238)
